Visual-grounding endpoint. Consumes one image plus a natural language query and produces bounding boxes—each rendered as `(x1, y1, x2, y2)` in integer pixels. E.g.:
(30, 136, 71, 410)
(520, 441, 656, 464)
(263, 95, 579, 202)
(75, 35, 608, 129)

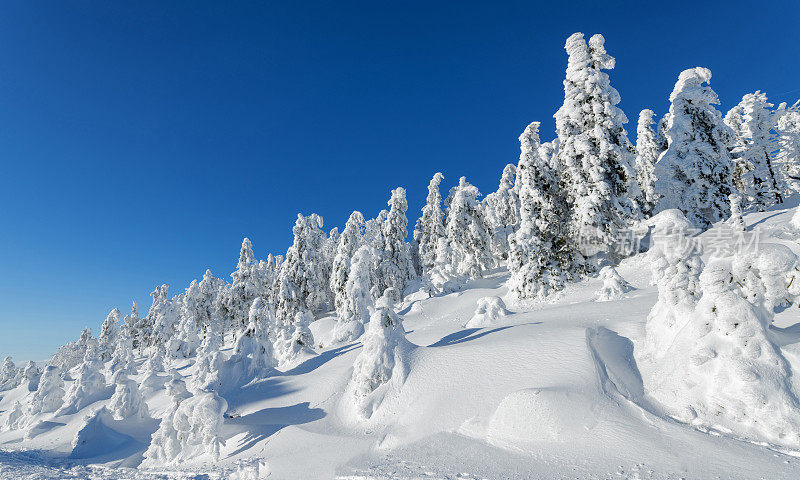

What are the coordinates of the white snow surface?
(4, 207, 800, 479)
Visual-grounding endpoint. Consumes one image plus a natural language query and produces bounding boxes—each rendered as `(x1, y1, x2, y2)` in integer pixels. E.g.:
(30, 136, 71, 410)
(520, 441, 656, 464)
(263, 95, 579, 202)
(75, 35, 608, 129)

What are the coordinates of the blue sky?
(0, 1, 798, 361)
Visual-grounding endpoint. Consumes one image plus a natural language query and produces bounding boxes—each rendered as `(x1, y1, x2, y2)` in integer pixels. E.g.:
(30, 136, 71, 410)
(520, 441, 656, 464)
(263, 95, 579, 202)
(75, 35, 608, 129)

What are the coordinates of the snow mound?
(465, 296, 510, 327)
(69, 408, 141, 461)
(486, 388, 597, 446)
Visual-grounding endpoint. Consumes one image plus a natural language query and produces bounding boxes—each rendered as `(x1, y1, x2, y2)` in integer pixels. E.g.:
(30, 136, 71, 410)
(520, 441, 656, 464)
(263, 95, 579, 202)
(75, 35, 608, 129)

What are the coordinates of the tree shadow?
(226, 402, 326, 457)
(280, 343, 361, 376)
(746, 211, 785, 230)
(428, 324, 538, 347)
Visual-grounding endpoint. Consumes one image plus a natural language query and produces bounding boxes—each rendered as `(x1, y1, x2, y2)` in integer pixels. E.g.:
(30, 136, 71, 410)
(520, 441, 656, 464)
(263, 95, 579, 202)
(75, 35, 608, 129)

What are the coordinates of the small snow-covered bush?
(465, 296, 510, 328)
(594, 266, 633, 302)
(140, 352, 167, 395)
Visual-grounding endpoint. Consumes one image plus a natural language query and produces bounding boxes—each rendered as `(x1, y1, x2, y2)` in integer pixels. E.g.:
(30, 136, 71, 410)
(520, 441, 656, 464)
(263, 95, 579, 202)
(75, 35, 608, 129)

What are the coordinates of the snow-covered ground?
(3, 206, 800, 479)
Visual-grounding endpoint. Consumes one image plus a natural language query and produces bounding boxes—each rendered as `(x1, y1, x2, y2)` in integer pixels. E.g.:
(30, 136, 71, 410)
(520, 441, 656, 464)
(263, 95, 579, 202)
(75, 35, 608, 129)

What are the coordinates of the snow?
(5, 204, 800, 479)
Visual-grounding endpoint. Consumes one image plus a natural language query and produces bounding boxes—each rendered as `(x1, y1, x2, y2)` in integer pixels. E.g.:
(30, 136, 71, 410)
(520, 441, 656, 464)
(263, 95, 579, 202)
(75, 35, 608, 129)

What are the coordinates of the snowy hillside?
(3, 29, 800, 479)
(3, 205, 800, 479)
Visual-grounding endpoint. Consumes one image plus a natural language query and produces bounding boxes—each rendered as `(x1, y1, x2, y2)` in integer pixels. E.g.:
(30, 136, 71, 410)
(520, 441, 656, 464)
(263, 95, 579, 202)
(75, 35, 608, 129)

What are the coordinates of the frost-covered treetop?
(669, 67, 715, 104)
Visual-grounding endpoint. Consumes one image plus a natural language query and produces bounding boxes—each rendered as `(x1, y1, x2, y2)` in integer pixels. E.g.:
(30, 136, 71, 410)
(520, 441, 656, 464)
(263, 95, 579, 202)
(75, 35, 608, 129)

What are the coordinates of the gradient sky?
(1, 1, 798, 361)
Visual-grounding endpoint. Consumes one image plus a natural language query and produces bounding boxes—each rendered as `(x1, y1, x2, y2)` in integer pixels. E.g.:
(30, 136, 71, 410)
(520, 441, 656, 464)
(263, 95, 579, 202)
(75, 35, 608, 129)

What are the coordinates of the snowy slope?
(3, 206, 800, 479)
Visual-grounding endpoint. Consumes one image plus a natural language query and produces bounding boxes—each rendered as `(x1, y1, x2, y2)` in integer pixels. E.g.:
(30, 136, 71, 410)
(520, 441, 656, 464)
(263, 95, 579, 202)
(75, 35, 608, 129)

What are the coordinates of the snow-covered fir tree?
(277, 213, 328, 318)
(649, 258, 800, 449)
(413, 172, 446, 278)
(330, 211, 365, 319)
(143, 388, 228, 465)
(727, 193, 746, 232)
(98, 308, 120, 362)
(140, 352, 167, 395)
(635, 109, 660, 216)
(776, 101, 800, 191)
(443, 177, 493, 279)
(21, 361, 41, 392)
(145, 285, 181, 354)
(507, 122, 578, 300)
(332, 245, 376, 343)
(654, 67, 735, 228)
(229, 297, 277, 381)
(554, 32, 640, 260)
(344, 295, 413, 420)
(726, 91, 781, 209)
(56, 345, 111, 416)
(124, 301, 143, 352)
(107, 371, 150, 421)
(223, 238, 263, 330)
(0, 357, 19, 390)
(28, 365, 65, 416)
(637, 209, 702, 365)
(483, 164, 519, 261)
(378, 187, 415, 301)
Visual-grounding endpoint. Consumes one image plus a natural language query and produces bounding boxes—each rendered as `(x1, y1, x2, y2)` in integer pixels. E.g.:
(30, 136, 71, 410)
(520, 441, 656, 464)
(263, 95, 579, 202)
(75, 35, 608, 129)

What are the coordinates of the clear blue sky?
(1, 1, 798, 361)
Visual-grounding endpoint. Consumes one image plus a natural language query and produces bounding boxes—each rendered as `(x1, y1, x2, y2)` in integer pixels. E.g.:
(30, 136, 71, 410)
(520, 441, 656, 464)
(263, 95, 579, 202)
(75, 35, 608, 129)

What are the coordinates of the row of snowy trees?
(5, 31, 799, 387)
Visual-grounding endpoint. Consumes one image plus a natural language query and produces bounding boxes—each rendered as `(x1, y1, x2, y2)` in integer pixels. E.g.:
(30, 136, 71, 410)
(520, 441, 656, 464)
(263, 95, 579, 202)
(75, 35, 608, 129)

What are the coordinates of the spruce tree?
(378, 187, 415, 299)
(331, 211, 365, 321)
(654, 67, 736, 229)
(635, 109, 659, 216)
(726, 91, 782, 210)
(413, 172, 446, 278)
(98, 308, 121, 362)
(507, 122, 577, 299)
(554, 32, 640, 260)
(483, 164, 519, 261)
(444, 177, 493, 279)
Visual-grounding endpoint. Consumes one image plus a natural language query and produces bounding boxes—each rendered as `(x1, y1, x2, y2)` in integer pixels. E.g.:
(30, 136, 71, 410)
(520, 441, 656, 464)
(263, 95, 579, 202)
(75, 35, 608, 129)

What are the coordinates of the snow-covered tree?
(2, 401, 24, 431)
(645, 259, 800, 449)
(108, 371, 150, 421)
(56, 345, 111, 416)
(192, 331, 225, 392)
(277, 214, 328, 319)
(228, 298, 277, 380)
(484, 164, 519, 261)
(776, 102, 800, 192)
(332, 245, 376, 343)
(0, 356, 19, 390)
(140, 352, 167, 395)
(145, 285, 181, 354)
(443, 177, 493, 279)
(727, 193, 746, 233)
(98, 308, 120, 362)
(507, 122, 578, 299)
(143, 386, 228, 465)
(124, 301, 144, 353)
(224, 238, 263, 330)
(726, 91, 782, 210)
(594, 266, 633, 302)
(554, 32, 640, 259)
(21, 361, 41, 392)
(330, 211, 365, 319)
(378, 187, 415, 299)
(28, 365, 65, 416)
(635, 109, 660, 216)
(637, 209, 702, 364)
(344, 298, 413, 420)
(426, 237, 465, 294)
(654, 67, 735, 229)
(413, 172, 446, 278)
